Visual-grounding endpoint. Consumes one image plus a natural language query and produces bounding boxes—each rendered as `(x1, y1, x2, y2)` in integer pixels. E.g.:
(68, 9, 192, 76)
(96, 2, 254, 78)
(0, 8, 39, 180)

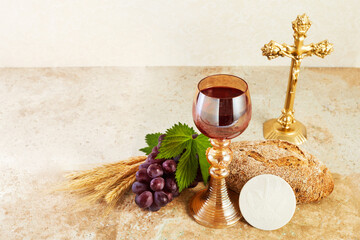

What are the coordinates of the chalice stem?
(189, 139, 241, 228)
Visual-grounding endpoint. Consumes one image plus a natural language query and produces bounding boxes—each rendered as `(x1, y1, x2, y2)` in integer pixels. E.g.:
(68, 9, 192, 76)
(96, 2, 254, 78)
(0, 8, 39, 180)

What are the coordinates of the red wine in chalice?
(193, 86, 251, 139)
(201, 87, 244, 126)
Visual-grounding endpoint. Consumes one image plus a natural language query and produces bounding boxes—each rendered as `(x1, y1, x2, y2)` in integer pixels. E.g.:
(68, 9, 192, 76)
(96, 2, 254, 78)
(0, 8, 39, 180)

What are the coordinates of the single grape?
(147, 153, 163, 164)
(132, 181, 149, 194)
(136, 168, 152, 183)
(173, 155, 181, 162)
(147, 164, 163, 178)
(172, 188, 180, 197)
(149, 202, 161, 212)
(135, 191, 153, 208)
(188, 180, 198, 188)
(162, 160, 176, 174)
(150, 177, 165, 191)
(154, 191, 168, 207)
(158, 134, 166, 142)
(165, 177, 178, 193)
(151, 146, 159, 155)
(147, 152, 156, 161)
(157, 134, 166, 148)
(139, 162, 150, 170)
(164, 191, 173, 202)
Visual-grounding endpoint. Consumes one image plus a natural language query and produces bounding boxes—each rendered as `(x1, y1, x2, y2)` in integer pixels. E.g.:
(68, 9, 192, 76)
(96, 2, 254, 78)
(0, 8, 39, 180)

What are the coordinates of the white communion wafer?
(239, 174, 296, 231)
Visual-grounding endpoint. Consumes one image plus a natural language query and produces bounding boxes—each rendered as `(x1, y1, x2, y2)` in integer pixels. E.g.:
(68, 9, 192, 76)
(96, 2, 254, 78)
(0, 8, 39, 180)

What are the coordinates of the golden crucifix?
(262, 14, 333, 145)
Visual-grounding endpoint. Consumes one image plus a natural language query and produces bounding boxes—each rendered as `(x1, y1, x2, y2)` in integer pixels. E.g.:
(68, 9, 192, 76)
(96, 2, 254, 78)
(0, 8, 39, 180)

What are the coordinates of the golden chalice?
(190, 74, 252, 228)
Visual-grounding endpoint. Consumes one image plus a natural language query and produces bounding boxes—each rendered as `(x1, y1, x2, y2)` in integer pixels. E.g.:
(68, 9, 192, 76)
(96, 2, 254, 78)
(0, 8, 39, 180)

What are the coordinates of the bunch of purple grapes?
(132, 134, 180, 212)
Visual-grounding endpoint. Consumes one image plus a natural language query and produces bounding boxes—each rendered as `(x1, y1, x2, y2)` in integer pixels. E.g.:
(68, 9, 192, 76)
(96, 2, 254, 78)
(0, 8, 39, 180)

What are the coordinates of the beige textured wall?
(0, 0, 359, 67)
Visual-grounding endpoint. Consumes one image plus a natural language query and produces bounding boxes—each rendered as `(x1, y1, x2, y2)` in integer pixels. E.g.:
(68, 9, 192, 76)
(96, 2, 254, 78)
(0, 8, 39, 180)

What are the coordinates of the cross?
(261, 14, 333, 144)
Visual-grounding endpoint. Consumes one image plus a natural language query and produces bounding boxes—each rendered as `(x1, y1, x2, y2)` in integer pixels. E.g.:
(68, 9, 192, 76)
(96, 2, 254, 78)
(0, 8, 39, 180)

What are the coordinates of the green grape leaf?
(156, 122, 211, 192)
(193, 134, 211, 185)
(139, 132, 162, 155)
(175, 141, 199, 192)
(156, 123, 196, 159)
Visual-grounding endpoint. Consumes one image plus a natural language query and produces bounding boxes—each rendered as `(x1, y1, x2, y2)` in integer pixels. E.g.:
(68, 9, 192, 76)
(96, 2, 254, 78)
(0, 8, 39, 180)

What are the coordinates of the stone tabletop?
(0, 67, 359, 239)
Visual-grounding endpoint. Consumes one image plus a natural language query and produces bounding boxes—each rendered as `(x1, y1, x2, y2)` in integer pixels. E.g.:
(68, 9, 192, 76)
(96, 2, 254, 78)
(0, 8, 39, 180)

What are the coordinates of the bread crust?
(226, 140, 334, 204)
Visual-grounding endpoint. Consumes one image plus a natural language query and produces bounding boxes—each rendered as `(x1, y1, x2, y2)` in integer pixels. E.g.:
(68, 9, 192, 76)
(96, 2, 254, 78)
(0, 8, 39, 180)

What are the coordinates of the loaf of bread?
(226, 140, 334, 204)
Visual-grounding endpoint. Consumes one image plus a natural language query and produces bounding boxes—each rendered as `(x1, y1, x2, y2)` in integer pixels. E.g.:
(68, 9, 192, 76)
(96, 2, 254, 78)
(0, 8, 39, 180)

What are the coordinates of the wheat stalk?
(105, 174, 136, 204)
(59, 156, 146, 212)
(94, 164, 139, 191)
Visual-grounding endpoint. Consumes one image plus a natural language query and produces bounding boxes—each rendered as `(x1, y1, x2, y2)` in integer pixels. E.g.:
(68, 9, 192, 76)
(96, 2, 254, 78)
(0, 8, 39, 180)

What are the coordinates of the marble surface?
(0, 67, 359, 239)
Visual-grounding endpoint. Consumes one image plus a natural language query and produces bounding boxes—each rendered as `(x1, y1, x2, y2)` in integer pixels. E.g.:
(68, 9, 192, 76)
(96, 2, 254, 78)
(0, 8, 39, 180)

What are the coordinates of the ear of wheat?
(59, 156, 146, 212)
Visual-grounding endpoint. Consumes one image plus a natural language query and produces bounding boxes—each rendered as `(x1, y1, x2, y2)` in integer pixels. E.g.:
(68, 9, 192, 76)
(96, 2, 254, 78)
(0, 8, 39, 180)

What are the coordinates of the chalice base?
(263, 118, 307, 145)
(189, 177, 241, 229)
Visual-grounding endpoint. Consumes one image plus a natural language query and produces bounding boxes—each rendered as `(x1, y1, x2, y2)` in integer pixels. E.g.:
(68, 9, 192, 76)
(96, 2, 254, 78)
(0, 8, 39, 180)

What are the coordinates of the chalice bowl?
(190, 74, 252, 228)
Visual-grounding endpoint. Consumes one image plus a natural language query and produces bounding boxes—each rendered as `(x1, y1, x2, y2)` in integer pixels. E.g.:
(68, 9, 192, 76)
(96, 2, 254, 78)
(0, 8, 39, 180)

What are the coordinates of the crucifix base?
(263, 118, 307, 145)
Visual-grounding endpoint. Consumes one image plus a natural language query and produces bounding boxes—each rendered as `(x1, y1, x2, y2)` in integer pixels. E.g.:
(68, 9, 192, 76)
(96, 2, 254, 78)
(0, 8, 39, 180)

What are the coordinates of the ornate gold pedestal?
(263, 118, 307, 145)
(261, 14, 333, 145)
(189, 139, 241, 228)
